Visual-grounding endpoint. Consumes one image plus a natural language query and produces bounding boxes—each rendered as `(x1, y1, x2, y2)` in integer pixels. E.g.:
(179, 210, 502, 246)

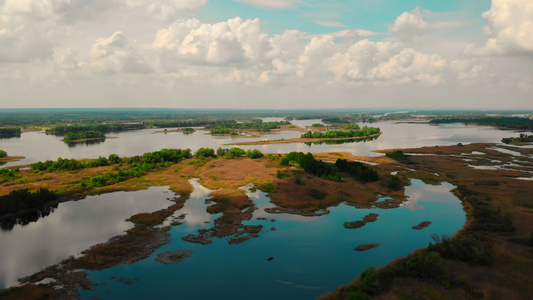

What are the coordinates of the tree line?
(0, 127, 21, 138)
(300, 126, 380, 139)
(0, 188, 57, 217)
(430, 117, 533, 130)
(335, 159, 380, 182)
(208, 121, 290, 134)
(63, 131, 106, 142)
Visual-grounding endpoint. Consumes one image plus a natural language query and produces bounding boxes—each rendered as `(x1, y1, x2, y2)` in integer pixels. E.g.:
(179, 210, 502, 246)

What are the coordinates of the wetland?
(1, 110, 533, 299)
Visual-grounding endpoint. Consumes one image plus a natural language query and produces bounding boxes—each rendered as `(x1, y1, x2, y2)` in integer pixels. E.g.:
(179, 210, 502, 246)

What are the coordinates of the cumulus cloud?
(327, 39, 448, 85)
(152, 17, 270, 69)
(479, 0, 533, 55)
(389, 7, 429, 40)
(83, 31, 153, 74)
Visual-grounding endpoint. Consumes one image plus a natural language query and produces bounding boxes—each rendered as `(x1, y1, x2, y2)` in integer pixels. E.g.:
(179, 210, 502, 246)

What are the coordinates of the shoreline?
(2, 142, 533, 299)
(226, 132, 382, 145)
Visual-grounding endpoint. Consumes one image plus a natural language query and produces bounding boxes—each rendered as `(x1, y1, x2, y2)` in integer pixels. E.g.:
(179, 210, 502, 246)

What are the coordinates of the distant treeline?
(208, 121, 290, 134)
(430, 117, 533, 130)
(0, 127, 21, 138)
(0, 188, 57, 217)
(301, 126, 380, 139)
(63, 131, 106, 142)
(502, 134, 533, 144)
(47, 123, 144, 134)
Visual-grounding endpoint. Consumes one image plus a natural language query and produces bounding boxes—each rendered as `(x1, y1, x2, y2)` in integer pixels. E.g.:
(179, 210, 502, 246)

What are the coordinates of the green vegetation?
(0, 188, 57, 217)
(208, 121, 290, 134)
(63, 131, 106, 142)
(430, 117, 533, 130)
(385, 150, 405, 159)
(281, 152, 340, 181)
(343, 124, 360, 130)
(428, 234, 493, 266)
(0, 127, 21, 138)
(145, 120, 223, 128)
(210, 128, 239, 135)
(216, 147, 262, 158)
(0, 150, 7, 158)
(194, 148, 216, 158)
(502, 133, 533, 144)
(300, 126, 380, 139)
(335, 159, 379, 183)
(47, 123, 143, 134)
(0, 168, 21, 183)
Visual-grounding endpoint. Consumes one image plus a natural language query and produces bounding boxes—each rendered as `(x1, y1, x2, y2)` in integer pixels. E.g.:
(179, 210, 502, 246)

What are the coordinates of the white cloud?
(0, 14, 59, 63)
(389, 7, 429, 40)
(480, 0, 533, 55)
(307, 28, 382, 42)
(327, 39, 448, 85)
(152, 17, 270, 68)
(235, 0, 296, 9)
(83, 31, 153, 74)
(316, 21, 347, 28)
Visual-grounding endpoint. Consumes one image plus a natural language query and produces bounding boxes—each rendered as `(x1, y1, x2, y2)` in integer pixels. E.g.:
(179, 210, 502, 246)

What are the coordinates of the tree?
(0, 150, 7, 158)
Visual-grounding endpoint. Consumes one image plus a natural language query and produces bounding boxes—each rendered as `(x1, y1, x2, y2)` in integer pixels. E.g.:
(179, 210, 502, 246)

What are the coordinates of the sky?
(0, 0, 532, 109)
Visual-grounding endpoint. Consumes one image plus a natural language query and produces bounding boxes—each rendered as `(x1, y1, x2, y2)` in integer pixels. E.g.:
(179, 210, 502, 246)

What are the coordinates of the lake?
(79, 179, 465, 299)
(0, 120, 520, 296)
(0, 121, 519, 168)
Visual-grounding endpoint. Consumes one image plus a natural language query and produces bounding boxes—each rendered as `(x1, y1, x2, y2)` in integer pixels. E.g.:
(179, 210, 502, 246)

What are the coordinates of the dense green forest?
(430, 117, 533, 130)
(301, 126, 380, 139)
(0, 188, 57, 217)
(281, 152, 340, 181)
(63, 131, 106, 142)
(0, 127, 21, 138)
(335, 159, 380, 182)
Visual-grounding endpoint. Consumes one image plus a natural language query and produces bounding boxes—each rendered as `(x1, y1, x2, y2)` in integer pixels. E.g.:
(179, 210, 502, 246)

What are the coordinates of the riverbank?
(226, 132, 382, 146)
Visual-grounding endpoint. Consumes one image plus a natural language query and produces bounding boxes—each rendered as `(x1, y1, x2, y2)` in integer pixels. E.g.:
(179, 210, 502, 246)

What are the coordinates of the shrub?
(245, 149, 264, 159)
(195, 148, 216, 158)
(360, 267, 380, 294)
(386, 150, 404, 159)
(0, 150, 7, 158)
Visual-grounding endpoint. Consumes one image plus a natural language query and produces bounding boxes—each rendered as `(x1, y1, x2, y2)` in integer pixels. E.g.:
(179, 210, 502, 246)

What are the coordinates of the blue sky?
(0, 0, 531, 109)
(200, 0, 491, 35)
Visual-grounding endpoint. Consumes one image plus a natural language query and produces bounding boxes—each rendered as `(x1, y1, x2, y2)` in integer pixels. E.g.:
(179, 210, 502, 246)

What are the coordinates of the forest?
(430, 117, 533, 130)
(63, 131, 106, 142)
(300, 126, 380, 139)
(0, 127, 21, 138)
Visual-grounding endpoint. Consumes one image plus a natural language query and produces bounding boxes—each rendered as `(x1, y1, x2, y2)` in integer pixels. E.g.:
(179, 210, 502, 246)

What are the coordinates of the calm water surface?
(80, 179, 465, 299)
(0, 121, 498, 294)
(0, 121, 513, 168)
(0, 187, 174, 289)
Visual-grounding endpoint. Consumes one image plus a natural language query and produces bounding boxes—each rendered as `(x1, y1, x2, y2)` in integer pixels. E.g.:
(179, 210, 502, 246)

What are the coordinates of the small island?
(62, 131, 107, 143)
(228, 126, 382, 146)
(502, 134, 533, 145)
